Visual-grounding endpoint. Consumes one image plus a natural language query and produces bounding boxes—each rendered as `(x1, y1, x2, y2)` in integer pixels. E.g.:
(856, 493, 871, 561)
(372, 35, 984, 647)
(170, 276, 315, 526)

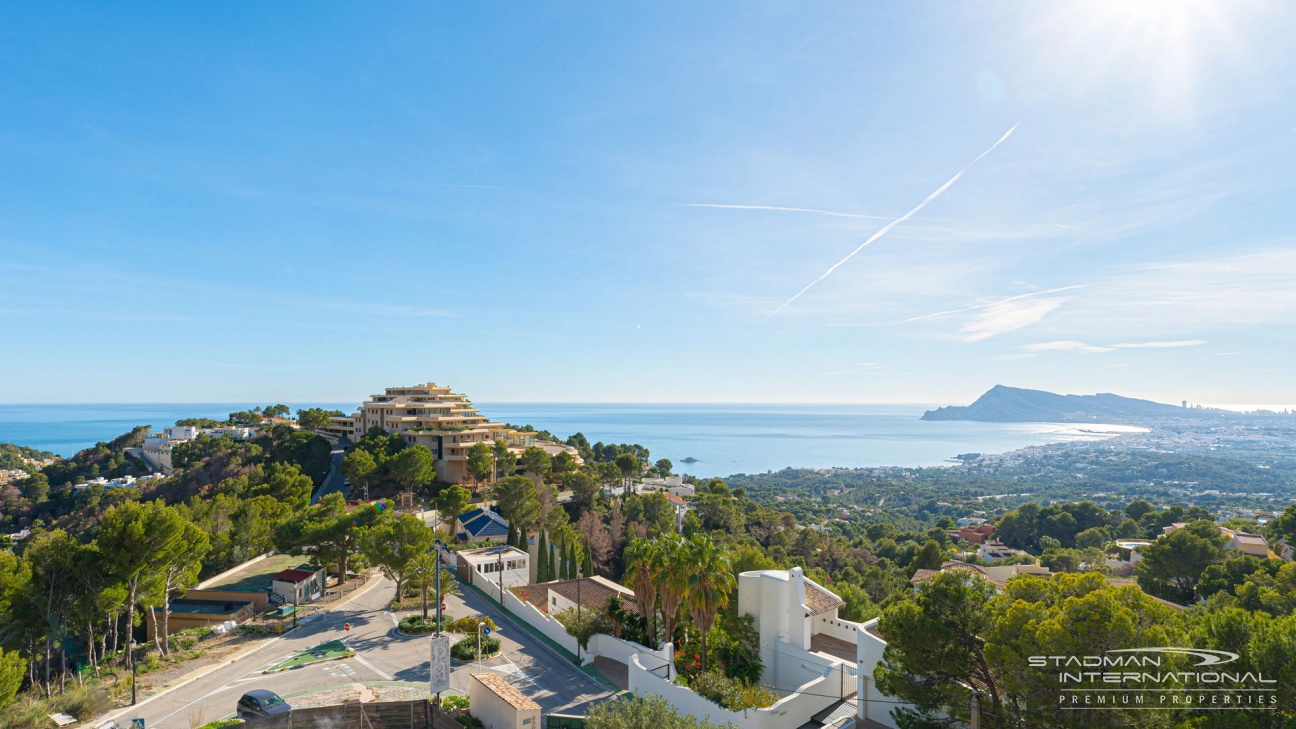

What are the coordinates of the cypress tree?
(560, 540, 571, 580)
(581, 540, 594, 577)
(506, 522, 517, 548)
(533, 526, 544, 578)
(547, 542, 557, 582)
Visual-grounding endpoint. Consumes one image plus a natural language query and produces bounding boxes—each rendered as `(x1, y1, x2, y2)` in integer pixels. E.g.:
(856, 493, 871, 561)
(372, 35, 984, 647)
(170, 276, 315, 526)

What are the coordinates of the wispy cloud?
(764, 122, 1021, 320)
(959, 297, 1066, 342)
(683, 204, 886, 219)
(901, 286, 1085, 325)
(1110, 340, 1206, 349)
(1021, 340, 1114, 353)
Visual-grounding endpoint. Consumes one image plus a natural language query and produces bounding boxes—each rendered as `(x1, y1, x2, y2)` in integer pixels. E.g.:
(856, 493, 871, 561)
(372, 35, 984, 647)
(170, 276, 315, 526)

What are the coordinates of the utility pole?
(575, 561, 582, 663)
(434, 544, 443, 635)
(498, 549, 505, 609)
(130, 641, 137, 705)
(970, 689, 981, 729)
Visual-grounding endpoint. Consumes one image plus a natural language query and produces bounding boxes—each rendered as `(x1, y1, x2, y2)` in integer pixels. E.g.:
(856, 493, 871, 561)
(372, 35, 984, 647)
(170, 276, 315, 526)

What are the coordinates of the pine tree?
(536, 531, 548, 582)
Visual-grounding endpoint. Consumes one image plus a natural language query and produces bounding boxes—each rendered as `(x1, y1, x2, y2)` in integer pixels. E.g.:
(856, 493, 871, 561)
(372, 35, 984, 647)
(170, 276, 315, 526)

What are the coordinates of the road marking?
(353, 653, 394, 681)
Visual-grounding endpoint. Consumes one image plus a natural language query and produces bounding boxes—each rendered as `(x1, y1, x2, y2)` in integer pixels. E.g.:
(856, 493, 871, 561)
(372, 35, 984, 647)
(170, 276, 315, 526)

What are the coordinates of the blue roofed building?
(455, 507, 510, 544)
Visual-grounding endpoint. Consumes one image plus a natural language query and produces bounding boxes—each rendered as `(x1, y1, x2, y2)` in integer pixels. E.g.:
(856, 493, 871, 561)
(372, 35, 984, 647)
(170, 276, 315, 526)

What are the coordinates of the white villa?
(131, 424, 258, 474)
(457, 545, 531, 591)
(626, 566, 905, 729)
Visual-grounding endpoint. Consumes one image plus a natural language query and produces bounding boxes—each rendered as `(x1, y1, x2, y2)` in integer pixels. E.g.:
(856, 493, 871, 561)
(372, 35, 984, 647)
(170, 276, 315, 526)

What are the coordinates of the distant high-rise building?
(1182, 400, 1188, 408)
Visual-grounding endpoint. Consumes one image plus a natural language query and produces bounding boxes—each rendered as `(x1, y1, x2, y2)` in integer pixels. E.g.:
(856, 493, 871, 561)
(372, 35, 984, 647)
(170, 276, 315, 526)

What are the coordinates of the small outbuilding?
(469, 672, 540, 729)
(271, 567, 326, 605)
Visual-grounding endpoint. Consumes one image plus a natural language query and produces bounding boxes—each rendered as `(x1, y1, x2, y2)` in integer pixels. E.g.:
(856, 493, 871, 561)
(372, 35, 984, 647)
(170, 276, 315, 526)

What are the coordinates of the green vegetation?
(397, 615, 444, 634)
(296, 407, 344, 430)
(446, 616, 496, 635)
(450, 635, 500, 661)
(584, 694, 738, 729)
(0, 443, 55, 476)
(873, 569, 1296, 727)
(688, 671, 778, 711)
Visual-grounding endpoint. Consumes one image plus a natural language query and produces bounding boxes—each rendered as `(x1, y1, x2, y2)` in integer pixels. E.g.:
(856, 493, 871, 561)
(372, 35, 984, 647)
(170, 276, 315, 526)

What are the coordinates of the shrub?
(399, 615, 445, 635)
(0, 685, 111, 729)
(450, 635, 500, 661)
(585, 694, 740, 729)
(455, 715, 483, 729)
(690, 671, 778, 711)
(442, 694, 470, 710)
(198, 721, 243, 729)
(446, 616, 496, 635)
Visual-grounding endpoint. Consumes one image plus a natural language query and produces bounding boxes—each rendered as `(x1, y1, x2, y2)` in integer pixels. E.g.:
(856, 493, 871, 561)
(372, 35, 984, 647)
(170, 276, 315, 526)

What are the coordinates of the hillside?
(921, 385, 1196, 423)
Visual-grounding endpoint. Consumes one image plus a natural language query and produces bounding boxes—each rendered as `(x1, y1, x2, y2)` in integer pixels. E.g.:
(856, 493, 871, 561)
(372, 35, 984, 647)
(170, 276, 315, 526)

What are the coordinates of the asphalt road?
(311, 441, 349, 505)
(113, 575, 612, 729)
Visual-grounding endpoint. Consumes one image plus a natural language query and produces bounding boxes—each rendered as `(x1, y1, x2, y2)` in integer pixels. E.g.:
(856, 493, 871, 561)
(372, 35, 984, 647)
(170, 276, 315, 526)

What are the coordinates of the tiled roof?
(471, 673, 539, 711)
(457, 508, 509, 539)
(804, 580, 845, 617)
(910, 562, 1006, 589)
(509, 583, 552, 613)
(272, 569, 318, 584)
(509, 578, 639, 615)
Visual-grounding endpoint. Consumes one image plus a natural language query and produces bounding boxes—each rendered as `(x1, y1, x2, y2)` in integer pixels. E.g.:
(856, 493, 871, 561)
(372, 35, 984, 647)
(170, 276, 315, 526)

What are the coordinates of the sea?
(0, 403, 1144, 478)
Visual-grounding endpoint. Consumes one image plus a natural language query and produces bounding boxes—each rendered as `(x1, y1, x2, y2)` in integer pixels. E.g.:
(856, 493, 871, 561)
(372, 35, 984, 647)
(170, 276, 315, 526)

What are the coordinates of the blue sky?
(2, 2, 1294, 406)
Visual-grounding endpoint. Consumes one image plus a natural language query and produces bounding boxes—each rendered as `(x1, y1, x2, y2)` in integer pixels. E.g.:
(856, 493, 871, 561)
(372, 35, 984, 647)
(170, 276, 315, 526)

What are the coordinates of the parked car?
(237, 690, 291, 719)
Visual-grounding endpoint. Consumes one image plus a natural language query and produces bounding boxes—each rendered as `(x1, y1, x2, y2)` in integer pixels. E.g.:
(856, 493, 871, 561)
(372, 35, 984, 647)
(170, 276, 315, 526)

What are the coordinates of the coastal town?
(4, 2, 1296, 727)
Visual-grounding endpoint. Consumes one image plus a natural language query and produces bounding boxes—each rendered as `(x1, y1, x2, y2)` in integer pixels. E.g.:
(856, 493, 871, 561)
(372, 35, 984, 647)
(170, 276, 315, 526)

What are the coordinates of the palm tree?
(685, 533, 736, 671)
(625, 538, 661, 644)
(410, 552, 460, 621)
(657, 534, 690, 660)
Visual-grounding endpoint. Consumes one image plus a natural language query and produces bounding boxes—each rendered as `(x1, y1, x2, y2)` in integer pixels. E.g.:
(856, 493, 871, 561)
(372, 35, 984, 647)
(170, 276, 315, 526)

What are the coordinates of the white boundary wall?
(585, 633, 672, 675)
(628, 654, 839, 729)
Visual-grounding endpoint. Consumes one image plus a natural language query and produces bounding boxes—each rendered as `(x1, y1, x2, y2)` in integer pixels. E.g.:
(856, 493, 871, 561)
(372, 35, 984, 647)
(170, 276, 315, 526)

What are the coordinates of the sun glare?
(1029, 0, 1254, 117)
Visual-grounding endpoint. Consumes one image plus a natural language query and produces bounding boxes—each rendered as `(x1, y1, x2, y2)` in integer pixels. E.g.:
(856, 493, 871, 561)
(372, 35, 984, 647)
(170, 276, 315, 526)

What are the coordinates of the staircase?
(796, 697, 861, 729)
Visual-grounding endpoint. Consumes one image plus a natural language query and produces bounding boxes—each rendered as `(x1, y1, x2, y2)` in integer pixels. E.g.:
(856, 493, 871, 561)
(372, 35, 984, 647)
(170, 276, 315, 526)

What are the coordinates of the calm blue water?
(480, 403, 1134, 477)
(0, 402, 1133, 476)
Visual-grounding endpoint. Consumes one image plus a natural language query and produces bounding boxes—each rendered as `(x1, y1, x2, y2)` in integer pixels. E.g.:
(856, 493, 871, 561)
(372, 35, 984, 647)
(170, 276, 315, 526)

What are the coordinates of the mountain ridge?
(921, 385, 1199, 423)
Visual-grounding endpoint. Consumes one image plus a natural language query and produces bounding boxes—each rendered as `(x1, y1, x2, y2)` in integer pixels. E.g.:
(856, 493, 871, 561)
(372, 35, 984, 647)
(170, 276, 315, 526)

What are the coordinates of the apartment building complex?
(325, 382, 582, 485)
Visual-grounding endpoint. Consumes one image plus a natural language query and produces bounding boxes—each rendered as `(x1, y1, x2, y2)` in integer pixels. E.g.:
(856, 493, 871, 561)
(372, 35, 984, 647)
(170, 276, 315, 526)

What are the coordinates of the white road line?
(353, 654, 394, 681)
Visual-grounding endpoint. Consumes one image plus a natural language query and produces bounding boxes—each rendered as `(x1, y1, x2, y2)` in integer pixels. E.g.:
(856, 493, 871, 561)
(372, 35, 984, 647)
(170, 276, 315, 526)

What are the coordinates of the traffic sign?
(481, 626, 491, 635)
(344, 623, 351, 632)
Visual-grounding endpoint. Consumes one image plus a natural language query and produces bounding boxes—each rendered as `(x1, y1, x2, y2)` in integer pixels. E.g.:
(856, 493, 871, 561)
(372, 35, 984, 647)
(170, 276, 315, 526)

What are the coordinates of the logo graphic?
(1105, 648, 1239, 666)
(1028, 647, 1275, 711)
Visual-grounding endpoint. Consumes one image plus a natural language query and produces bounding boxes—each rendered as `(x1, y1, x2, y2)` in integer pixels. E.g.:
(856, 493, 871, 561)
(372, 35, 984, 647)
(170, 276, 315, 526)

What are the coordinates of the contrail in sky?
(684, 204, 887, 219)
(764, 122, 1021, 320)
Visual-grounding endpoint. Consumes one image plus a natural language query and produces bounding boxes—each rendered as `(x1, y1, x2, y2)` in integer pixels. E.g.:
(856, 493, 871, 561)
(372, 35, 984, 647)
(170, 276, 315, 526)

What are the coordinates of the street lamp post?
(477, 621, 485, 672)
